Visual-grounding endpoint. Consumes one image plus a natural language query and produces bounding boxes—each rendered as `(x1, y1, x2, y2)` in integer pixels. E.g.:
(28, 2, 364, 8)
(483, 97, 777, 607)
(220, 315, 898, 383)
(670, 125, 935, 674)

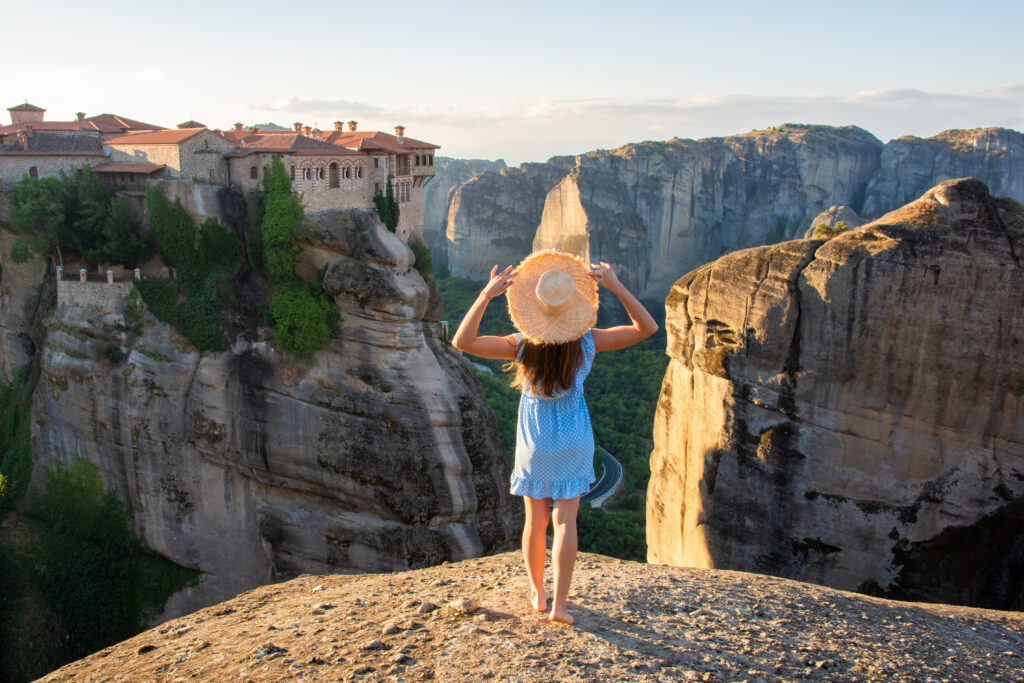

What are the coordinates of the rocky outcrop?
(422, 157, 506, 252)
(40, 551, 1024, 683)
(863, 128, 1024, 217)
(647, 179, 1024, 609)
(802, 205, 867, 238)
(29, 207, 520, 619)
(444, 162, 567, 279)
(433, 126, 1024, 299)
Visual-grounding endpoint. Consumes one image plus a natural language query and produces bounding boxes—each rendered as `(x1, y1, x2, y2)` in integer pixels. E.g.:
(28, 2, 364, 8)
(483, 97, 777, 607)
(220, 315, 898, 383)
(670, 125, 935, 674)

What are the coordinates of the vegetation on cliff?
(0, 370, 34, 513)
(436, 276, 666, 561)
(0, 460, 197, 682)
(373, 179, 400, 233)
(7, 166, 154, 268)
(261, 157, 336, 355)
(137, 187, 243, 351)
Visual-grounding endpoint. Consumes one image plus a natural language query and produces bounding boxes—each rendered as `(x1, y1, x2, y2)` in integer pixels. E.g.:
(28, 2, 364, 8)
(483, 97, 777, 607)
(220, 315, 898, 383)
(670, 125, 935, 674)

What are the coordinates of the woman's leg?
(549, 496, 580, 624)
(522, 496, 551, 611)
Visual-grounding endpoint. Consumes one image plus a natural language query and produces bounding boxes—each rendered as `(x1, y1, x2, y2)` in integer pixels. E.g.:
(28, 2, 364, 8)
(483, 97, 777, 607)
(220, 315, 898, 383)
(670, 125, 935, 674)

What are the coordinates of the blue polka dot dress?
(509, 330, 596, 500)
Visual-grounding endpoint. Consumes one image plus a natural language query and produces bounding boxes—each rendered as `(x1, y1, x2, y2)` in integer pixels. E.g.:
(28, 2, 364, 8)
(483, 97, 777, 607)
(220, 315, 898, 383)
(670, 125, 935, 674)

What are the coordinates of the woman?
(452, 250, 658, 625)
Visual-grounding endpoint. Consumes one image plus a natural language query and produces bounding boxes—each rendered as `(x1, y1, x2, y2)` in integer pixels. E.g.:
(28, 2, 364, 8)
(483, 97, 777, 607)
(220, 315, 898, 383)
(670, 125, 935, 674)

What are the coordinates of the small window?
(317, 166, 324, 180)
(429, 156, 433, 166)
(204, 140, 209, 149)
(356, 167, 362, 179)
(374, 158, 379, 168)
(342, 167, 349, 180)
(303, 168, 311, 180)
(250, 165, 258, 179)
(290, 165, 296, 180)
(329, 162, 339, 188)
(29, 166, 38, 180)
(374, 183, 380, 194)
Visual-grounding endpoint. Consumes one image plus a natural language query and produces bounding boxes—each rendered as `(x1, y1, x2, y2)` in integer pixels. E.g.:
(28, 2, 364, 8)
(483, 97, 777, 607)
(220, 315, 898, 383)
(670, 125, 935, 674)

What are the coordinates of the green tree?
(811, 220, 849, 240)
(373, 179, 400, 232)
(261, 156, 334, 355)
(9, 167, 153, 268)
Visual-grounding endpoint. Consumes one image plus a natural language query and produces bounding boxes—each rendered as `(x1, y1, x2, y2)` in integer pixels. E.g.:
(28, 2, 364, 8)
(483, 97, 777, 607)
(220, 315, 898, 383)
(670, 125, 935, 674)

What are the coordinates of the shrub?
(373, 179, 399, 232)
(811, 220, 849, 240)
(261, 156, 335, 356)
(0, 369, 34, 513)
(410, 241, 434, 281)
(26, 460, 198, 662)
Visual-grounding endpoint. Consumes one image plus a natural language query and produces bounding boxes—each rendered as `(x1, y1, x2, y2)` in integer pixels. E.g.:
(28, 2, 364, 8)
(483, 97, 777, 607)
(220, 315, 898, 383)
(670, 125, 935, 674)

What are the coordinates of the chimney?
(234, 122, 243, 132)
(333, 121, 343, 131)
(303, 125, 311, 137)
(294, 122, 303, 132)
(394, 125, 405, 143)
(348, 120, 358, 132)
(76, 112, 85, 130)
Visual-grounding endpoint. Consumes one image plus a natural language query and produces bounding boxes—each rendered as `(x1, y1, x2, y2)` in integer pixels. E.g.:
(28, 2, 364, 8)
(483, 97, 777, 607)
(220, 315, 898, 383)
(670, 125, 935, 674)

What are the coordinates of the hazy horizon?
(5, 0, 1022, 164)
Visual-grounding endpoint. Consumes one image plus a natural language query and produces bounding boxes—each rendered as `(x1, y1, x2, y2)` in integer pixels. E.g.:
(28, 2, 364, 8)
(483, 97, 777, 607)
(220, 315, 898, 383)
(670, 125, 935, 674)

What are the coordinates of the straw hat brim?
(507, 250, 598, 344)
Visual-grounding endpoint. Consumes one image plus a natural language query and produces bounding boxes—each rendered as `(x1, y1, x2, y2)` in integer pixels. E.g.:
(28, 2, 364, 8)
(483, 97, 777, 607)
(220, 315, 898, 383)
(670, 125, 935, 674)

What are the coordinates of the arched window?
(290, 165, 296, 180)
(250, 166, 258, 179)
(303, 168, 311, 180)
(29, 166, 38, 180)
(317, 166, 324, 180)
(329, 162, 339, 188)
(355, 167, 362, 179)
(342, 166, 350, 180)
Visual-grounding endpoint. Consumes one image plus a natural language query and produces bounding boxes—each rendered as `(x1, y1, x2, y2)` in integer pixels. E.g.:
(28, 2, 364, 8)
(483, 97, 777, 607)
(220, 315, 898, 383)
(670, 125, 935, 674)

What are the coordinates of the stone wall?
(56, 279, 132, 314)
(0, 155, 103, 184)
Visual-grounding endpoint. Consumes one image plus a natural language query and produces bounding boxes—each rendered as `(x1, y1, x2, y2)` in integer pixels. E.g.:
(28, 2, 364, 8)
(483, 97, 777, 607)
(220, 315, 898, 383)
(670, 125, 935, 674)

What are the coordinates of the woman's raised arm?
(589, 262, 658, 352)
(451, 264, 519, 360)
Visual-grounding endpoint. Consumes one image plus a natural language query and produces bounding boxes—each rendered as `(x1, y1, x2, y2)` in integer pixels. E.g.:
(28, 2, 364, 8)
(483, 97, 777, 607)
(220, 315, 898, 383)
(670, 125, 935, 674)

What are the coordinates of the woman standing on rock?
(452, 250, 657, 624)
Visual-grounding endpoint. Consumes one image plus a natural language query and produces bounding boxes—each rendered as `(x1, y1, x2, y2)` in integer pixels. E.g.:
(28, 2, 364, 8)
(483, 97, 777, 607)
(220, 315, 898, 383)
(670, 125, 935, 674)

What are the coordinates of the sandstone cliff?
(436, 126, 1024, 300)
(422, 157, 506, 254)
(15, 202, 519, 620)
(39, 551, 1024, 682)
(647, 179, 1024, 609)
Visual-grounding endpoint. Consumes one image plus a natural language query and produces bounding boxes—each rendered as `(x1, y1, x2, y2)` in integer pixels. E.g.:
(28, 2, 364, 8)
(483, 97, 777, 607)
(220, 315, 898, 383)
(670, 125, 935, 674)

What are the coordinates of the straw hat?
(507, 250, 598, 344)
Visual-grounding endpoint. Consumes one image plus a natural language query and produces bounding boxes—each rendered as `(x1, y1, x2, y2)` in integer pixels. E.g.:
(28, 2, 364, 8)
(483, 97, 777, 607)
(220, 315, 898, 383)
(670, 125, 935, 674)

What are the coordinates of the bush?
(410, 241, 434, 281)
(261, 156, 335, 356)
(9, 166, 154, 267)
(141, 188, 243, 351)
(0, 369, 34, 513)
(811, 220, 849, 240)
(26, 460, 198, 663)
(373, 179, 399, 232)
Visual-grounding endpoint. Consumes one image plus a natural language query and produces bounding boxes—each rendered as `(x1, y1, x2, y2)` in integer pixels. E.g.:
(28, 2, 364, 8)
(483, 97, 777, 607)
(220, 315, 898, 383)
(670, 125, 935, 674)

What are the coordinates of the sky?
(3, 0, 1022, 164)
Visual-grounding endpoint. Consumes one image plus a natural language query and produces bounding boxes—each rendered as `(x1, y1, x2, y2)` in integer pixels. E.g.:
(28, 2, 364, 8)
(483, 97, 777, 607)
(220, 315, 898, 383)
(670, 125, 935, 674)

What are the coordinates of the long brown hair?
(508, 338, 583, 397)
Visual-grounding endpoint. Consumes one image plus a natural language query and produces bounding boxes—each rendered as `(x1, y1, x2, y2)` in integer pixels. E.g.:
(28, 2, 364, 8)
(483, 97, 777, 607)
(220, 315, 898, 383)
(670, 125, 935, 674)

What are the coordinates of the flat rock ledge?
(40, 552, 1022, 683)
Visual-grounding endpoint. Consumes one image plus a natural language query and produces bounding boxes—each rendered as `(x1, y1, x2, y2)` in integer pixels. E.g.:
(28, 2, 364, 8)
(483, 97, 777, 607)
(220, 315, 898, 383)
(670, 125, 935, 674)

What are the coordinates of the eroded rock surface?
(434, 126, 1024, 300)
(648, 179, 1024, 609)
(39, 551, 1024, 683)
(30, 212, 520, 619)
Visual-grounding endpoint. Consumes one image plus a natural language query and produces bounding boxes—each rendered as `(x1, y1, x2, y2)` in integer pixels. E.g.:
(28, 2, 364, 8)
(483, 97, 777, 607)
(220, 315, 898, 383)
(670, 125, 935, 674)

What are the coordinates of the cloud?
(249, 96, 386, 118)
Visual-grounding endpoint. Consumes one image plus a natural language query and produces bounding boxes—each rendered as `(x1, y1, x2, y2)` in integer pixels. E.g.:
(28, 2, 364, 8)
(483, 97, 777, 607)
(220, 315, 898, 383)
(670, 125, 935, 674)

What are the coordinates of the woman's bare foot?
(530, 586, 551, 612)
(548, 607, 574, 625)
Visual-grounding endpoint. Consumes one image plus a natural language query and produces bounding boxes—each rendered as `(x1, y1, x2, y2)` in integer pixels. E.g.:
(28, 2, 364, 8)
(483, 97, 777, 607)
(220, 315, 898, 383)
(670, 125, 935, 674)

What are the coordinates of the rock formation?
(647, 178, 1024, 609)
(19, 199, 519, 619)
(38, 551, 1024, 682)
(433, 126, 1024, 300)
(422, 157, 506, 253)
(444, 162, 567, 279)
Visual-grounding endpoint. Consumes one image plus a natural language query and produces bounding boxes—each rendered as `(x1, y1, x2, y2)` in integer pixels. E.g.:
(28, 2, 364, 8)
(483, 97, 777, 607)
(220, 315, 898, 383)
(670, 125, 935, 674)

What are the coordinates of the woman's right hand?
(481, 264, 518, 299)
(590, 261, 622, 291)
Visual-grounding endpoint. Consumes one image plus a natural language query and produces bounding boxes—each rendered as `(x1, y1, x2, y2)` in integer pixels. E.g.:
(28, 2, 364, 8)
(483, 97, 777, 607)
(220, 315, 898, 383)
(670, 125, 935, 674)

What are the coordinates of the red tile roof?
(324, 130, 440, 154)
(7, 102, 45, 112)
(225, 133, 365, 157)
(92, 162, 165, 174)
(0, 132, 104, 155)
(0, 113, 163, 136)
(103, 128, 208, 145)
(177, 120, 206, 129)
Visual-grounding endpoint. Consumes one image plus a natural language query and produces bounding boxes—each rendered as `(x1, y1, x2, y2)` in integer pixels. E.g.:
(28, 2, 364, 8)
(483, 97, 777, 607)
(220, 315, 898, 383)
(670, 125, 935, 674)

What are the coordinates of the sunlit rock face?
(647, 179, 1024, 609)
(30, 207, 520, 618)
(434, 126, 1024, 301)
(423, 158, 506, 256)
